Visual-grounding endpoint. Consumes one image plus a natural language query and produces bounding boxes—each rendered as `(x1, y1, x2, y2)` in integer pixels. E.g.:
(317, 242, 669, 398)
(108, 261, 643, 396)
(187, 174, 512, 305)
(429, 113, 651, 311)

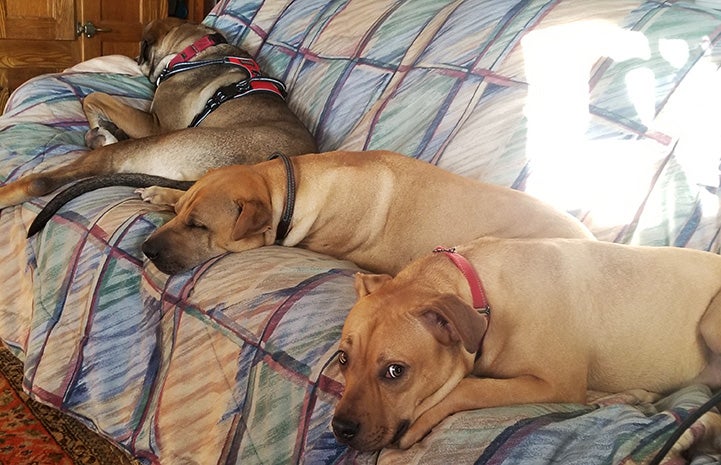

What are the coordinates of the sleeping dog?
(0, 17, 315, 211)
(135, 150, 594, 275)
(333, 236, 721, 451)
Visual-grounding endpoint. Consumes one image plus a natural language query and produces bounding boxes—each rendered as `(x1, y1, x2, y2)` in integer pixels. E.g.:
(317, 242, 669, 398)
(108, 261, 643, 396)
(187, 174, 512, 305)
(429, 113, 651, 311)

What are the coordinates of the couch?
(1, 0, 720, 464)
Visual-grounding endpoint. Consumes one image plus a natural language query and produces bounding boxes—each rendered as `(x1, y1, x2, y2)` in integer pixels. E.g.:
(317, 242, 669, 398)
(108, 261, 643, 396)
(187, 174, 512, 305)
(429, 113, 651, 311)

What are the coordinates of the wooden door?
(77, 0, 168, 60)
(0, 0, 167, 111)
(0, 0, 75, 40)
(0, 0, 78, 109)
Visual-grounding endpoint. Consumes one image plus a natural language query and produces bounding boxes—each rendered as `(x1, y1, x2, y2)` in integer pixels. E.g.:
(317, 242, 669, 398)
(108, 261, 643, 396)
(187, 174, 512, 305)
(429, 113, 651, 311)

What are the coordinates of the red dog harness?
(155, 33, 287, 127)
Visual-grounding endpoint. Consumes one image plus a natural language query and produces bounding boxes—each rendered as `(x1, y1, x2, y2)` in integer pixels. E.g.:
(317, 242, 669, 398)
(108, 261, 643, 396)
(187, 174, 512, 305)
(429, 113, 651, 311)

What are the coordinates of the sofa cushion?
(208, 0, 721, 249)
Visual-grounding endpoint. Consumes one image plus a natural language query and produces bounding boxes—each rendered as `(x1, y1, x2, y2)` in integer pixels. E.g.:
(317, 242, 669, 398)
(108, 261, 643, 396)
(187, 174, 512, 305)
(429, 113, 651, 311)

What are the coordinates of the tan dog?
(332, 236, 721, 451)
(139, 150, 594, 274)
(0, 17, 316, 209)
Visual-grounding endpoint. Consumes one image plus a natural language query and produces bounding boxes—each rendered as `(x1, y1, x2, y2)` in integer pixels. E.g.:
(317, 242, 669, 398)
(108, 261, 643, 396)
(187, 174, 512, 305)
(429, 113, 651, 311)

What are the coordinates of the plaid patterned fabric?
(0, 1, 720, 464)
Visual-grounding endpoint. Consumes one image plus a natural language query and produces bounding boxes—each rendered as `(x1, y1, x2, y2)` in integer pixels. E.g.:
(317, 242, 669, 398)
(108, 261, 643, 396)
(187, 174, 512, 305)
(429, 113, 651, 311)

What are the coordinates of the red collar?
(433, 246, 491, 313)
(434, 246, 490, 360)
(167, 33, 226, 69)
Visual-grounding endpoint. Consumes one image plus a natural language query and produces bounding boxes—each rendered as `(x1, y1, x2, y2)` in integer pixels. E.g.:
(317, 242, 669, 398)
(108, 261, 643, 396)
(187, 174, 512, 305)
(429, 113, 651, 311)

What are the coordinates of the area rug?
(0, 347, 140, 465)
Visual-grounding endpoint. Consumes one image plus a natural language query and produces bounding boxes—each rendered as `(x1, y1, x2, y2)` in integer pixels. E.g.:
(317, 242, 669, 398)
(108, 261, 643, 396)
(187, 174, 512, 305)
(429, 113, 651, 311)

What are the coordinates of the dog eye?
(337, 351, 348, 365)
(187, 219, 206, 229)
(385, 364, 404, 379)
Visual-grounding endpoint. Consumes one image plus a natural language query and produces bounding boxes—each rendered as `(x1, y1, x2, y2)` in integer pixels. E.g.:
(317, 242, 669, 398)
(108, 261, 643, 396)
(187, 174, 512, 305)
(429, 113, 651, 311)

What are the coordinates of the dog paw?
(98, 119, 129, 141)
(136, 186, 181, 208)
(85, 127, 118, 149)
(136, 186, 162, 203)
(588, 388, 662, 406)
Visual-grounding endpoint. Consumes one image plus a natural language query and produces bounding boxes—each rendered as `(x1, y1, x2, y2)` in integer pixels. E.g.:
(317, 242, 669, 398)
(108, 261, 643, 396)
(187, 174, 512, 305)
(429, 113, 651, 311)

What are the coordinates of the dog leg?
(83, 92, 161, 143)
(697, 291, 721, 388)
(700, 291, 721, 354)
(0, 127, 260, 209)
(136, 186, 185, 208)
(85, 119, 136, 148)
(0, 152, 115, 208)
(0, 143, 148, 209)
(588, 389, 662, 406)
(397, 375, 583, 449)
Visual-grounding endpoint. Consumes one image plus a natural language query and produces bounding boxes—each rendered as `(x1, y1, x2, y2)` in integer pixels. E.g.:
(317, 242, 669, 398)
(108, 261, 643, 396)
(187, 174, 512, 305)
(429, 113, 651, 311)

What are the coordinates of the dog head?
(137, 17, 223, 82)
(142, 165, 276, 274)
(332, 267, 488, 451)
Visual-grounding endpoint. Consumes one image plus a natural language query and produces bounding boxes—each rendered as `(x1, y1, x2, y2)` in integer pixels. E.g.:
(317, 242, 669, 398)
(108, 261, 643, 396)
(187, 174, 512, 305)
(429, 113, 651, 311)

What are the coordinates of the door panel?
(77, 0, 168, 60)
(0, 0, 75, 40)
(0, 0, 166, 111)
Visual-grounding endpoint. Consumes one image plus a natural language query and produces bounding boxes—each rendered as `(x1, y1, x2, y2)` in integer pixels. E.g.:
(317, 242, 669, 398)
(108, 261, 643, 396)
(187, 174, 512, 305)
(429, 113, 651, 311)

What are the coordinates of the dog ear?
(231, 200, 272, 240)
(354, 273, 392, 298)
(137, 39, 150, 65)
(137, 20, 160, 65)
(137, 17, 185, 66)
(417, 294, 488, 355)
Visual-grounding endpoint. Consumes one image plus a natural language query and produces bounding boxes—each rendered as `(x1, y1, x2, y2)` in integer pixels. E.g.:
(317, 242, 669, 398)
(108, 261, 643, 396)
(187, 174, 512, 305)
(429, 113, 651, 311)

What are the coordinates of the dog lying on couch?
(0, 17, 316, 210)
(137, 150, 594, 274)
(332, 236, 721, 452)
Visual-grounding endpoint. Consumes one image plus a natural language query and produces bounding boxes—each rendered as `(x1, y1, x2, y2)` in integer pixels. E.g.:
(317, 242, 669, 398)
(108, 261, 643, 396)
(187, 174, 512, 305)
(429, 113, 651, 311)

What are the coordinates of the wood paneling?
(0, 0, 166, 112)
(0, 0, 75, 40)
(186, 0, 216, 23)
(78, 0, 168, 58)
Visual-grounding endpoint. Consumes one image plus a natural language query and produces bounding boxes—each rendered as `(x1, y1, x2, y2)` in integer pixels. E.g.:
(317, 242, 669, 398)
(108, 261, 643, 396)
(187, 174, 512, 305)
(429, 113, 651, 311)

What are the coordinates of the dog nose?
(331, 416, 359, 443)
(142, 240, 159, 260)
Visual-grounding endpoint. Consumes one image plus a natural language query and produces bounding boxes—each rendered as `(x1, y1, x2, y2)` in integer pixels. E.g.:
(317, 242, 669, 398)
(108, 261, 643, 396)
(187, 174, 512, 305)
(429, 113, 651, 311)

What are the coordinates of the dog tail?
(27, 174, 195, 238)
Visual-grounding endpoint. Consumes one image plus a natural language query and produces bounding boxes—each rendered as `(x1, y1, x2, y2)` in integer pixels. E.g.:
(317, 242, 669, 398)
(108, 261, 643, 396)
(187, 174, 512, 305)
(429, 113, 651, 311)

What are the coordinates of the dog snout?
(141, 237, 180, 274)
(141, 233, 206, 275)
(142, 238, 160, 260)
(331, 416, 360, 444)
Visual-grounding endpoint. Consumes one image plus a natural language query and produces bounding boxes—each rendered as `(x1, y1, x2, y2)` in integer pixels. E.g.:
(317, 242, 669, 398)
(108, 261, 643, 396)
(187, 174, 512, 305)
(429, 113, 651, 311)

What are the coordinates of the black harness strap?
(154, 34, 287, 128)
(188, 75, 287, 128)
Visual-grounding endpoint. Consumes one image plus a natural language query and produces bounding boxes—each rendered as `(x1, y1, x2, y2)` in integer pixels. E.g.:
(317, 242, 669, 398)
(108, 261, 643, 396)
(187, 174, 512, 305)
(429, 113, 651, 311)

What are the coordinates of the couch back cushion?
(207, 0, 721, 250)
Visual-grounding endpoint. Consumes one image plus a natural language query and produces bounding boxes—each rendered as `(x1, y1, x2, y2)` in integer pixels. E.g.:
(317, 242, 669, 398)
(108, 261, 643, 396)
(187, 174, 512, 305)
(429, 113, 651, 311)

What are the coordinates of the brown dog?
(0, 17, 316, 209)
(332, 236, 721, 451)
(138, 150, 594, 274)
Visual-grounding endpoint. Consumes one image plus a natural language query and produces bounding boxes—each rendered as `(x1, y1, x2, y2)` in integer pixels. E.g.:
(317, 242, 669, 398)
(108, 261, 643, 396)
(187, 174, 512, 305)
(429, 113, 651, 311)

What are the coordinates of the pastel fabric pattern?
(0, 1, 719, 465)
(209, 0, 721, 248)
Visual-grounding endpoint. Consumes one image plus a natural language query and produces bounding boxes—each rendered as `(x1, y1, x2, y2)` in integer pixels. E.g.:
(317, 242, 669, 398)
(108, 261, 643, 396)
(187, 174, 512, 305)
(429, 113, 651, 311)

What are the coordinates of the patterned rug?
(0, 347, 140, 465)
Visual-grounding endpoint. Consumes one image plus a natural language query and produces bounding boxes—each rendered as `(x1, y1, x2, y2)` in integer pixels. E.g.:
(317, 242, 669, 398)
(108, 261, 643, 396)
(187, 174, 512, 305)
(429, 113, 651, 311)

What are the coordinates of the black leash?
(269, 152, 295, 244)
(647, 388, 721, 465)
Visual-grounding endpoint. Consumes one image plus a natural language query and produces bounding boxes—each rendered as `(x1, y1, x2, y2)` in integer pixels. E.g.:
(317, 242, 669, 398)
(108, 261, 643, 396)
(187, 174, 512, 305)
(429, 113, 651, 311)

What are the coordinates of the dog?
(138, 150, 594, 275)
(0, 17, 316, 210)
(331, 236, 721, 451)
